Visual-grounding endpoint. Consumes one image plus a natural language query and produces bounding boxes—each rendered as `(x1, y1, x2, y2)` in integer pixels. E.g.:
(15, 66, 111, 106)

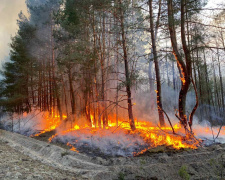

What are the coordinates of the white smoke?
(0, 111, 49, 136)
(53, 128, 147, 157)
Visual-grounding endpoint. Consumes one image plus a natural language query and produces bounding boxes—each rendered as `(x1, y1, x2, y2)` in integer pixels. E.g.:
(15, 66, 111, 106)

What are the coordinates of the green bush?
(179, 165, 190, 180)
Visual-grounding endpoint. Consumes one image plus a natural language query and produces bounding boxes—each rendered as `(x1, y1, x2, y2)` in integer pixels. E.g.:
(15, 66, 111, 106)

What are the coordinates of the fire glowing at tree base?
(33, 115, 200, 156)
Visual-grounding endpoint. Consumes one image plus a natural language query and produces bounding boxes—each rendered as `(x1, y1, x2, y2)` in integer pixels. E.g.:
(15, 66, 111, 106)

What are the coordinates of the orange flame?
(33, 112, 67, 137)
(46, 117, 199, 155)
(67, 142, 79, 153)
(33, 111, 203, 155)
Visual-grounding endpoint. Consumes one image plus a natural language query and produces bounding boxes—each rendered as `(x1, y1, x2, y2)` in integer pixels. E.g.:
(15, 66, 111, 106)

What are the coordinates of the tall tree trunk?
(51, 20, 62, 121)
(102, 10, 107, 129)
(118, 0, 136, 131)
(61, 74, 69, 118)
(217, 48, 224, 110)
(212, 59, 220, 108)
(167, 0, 198, 130)
(149, 60, 155, 110)
(149, 0, 165, 126)
(172, 60, 176, 90)
(68, 67, 76, 121)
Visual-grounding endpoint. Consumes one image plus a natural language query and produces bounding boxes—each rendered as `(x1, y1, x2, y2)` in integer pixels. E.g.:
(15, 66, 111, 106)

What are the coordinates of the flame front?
(33, 113, 202, 156)
(33, 112, 66, 137)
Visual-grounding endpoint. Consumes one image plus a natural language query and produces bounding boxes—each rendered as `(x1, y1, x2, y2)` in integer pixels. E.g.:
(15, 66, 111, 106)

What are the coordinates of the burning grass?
(32, 113, 200, 157)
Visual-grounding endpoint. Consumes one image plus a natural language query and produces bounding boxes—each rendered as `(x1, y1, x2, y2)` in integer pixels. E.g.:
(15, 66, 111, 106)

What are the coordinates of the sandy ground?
(0, 140, 78, 180)
(1, 129, 225, 180)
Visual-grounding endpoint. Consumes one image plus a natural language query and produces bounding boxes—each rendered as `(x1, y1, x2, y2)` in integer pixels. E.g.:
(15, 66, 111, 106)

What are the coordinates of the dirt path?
(0, 139, 78, 180)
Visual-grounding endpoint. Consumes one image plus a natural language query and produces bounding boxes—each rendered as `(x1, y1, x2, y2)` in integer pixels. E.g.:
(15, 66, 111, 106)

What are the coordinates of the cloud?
(0, 0, 28, 66)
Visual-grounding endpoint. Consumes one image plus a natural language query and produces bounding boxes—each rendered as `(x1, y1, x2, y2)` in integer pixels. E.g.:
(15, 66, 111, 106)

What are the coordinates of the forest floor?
(0, 139, 78, 180)
(0, 129, 225, 180)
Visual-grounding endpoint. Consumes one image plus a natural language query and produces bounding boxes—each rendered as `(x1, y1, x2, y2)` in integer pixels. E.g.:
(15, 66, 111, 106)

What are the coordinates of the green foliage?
(209, 155, 225, 179)
(61, 151, 70, 157)
(178, 165, 190, 180)
(0, 16, 36, 113)
(118, 172, 125, 180)
(209, 158, 216, 166)
(55, 0, 80, 34)
(140, 158, 146, 165)
(65, 0, 80, 25)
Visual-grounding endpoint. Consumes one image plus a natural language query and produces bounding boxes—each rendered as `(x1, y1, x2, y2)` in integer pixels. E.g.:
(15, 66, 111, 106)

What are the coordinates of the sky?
(0, 0, 27, 66)
(0, 0, 224, 68)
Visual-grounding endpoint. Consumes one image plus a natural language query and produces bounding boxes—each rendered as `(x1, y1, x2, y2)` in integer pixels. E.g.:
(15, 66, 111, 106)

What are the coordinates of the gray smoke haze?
(0, 0, 28, 67)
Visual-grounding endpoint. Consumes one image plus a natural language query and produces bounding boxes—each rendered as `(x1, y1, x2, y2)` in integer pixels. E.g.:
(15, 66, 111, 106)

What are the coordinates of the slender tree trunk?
(166, 44, 170, 87)
(51, 20, 62, 121)
(118, 0, 136, 131)
(68, 67, 76, 120)
(212, 59, 220, 107)
(149, 60, 155, 110)
(149, 0, 165, 126)
(102, 11, 107, 128)
(92, 10, 100, 128)
(217, 48, 224, 110)
(114, 5, 119, 127)
(60, 74, 68, 119)
(172, 60, 176, 90)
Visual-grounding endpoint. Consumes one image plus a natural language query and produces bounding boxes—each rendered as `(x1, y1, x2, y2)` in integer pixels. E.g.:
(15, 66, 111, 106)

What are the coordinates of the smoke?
(131, 82, 197, 126)
(0, 105, 224, 157)
(53, 128, 147, 157)
(0, 111, 51, 136)
(193, 120, 225, 145)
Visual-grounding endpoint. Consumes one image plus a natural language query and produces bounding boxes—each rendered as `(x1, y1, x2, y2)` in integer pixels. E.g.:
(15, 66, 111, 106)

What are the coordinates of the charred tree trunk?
(168, 0, 188, 128)
(167, 0, 198, 131)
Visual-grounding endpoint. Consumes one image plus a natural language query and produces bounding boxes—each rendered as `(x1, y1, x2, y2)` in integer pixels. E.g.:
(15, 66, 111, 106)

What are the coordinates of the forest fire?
(33, 113, 201, 156)
(1, 0, 225, 179)
(33, 113, 67, 137)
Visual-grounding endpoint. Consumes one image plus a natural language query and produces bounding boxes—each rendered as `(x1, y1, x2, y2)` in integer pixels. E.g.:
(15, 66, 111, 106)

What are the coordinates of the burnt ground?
(0, 139, 79, 180)
(1, 129, 225, 180)
(33, 130, 149, 158)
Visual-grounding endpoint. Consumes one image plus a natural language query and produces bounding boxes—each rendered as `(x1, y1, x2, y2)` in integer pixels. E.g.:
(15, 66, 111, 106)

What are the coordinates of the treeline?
(0, 0, 224, 131)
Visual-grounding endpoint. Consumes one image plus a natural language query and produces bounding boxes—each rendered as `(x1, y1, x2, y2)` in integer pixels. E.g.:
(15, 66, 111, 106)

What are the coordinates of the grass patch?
(179, 165, 190, 180)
